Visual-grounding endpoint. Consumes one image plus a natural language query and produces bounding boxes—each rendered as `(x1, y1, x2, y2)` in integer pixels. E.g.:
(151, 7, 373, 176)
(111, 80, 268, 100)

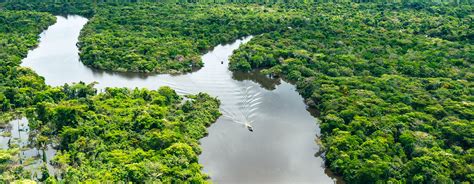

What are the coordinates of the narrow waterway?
(19, 15, 340, 183)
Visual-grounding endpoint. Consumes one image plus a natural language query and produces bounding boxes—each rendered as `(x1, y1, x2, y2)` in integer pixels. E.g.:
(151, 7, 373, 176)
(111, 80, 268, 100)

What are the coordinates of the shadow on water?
(17, 15, 344, 183)
(86, 63, 203, 79)
(232, 70, 281, 91)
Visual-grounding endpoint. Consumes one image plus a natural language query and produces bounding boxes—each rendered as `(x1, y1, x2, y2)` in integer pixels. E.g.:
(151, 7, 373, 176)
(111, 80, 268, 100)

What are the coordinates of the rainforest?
(0, 1, 472, 183)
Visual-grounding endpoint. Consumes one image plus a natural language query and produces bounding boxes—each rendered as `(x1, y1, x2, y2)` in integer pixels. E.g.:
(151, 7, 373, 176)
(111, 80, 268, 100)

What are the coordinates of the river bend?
(18, 15, 339, 183)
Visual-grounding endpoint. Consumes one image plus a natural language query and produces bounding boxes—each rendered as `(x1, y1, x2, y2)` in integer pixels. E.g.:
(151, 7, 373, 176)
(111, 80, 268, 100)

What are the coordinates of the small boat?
(221, 61, 224, 64)
(245, 124, 253, 132)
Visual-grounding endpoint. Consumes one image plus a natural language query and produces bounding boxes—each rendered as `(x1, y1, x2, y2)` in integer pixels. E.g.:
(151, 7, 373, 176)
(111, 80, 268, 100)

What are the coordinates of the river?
(18, 15, 340, 183)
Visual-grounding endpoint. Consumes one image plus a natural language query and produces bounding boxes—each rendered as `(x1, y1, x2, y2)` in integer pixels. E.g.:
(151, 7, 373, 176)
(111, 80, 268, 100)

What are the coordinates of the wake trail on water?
(163, 75, 263, 131)
(154, 37, 261, 131)
(219, 81, 262, 131)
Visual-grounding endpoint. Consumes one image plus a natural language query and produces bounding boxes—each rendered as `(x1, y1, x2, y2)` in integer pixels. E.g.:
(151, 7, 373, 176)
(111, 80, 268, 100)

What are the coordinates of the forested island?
(1, 0, 473, 183)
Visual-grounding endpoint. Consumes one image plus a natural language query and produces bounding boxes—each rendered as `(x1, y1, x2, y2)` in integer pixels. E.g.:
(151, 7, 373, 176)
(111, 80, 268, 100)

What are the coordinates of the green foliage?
(75, 3, 304, 73)
(1, 1, 473, 183)
(0, 10, 56, 120)
(4, 1, 95, 17)
(0, 9, 221, 183)
(5, 2, 471, 74)
(229, 3, 473, 183)
(0, 10, 57, 182)
(30, 86, 220, 182)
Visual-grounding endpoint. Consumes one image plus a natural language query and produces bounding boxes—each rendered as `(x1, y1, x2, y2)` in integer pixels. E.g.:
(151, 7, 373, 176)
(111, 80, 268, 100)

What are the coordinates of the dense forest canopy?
(76, 3, 304, 73)
(0, 10, 56, 122)
(229, 3, 473, 183)
(0, 8, 220, 183)
(30, 86, 221, 182)
(0, 10, 56, 181)
(4, 1, 471, 73)
(0, 1, 473, 183)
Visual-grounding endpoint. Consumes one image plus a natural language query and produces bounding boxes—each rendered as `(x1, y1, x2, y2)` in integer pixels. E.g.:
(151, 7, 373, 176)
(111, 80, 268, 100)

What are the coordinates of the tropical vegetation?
(0, 9, 56, 181)
(1, 1, 473, 183)
(229, 3, 473, 183)
(0, 10, 55, 123)
(29, 85, 220, 182)
(76, 3, 305, 73)
(0, 8, 220, 183)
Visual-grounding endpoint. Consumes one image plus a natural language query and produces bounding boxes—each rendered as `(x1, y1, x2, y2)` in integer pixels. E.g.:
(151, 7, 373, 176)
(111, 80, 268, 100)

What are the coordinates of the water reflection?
(19, 15, 341, 183)
(0, 118, 58, 178)
(232, 70, 281, 91)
